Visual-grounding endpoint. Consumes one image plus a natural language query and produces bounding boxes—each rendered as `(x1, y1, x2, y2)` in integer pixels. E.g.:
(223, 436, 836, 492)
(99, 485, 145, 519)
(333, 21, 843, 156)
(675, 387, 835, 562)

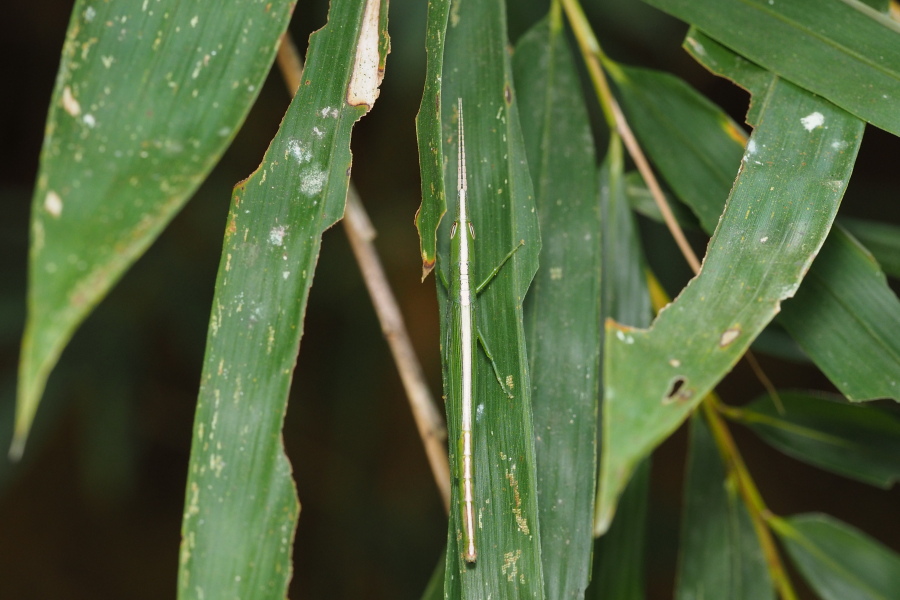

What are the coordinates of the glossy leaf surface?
(684, 30, 899, 401)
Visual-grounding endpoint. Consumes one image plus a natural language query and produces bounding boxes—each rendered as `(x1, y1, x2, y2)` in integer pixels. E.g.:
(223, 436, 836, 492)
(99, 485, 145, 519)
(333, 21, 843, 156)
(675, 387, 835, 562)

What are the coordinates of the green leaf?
(774, 513, 900, 600)
(516, 13, 600, 600)
(13, 0, 295, 457)
(422, 0, 544, 595)
(609, 63, 746, 233)
(675, 414, 773, 600)
(588, 139, 653, 599)
(589, 459, 650, 600)
(683, 31, 900, 402)
(422, 552, 447, 600)
(643, 0, 900, 136)
(779, 227, 900, 402)
(623, 171, 701, 233)
(414, 0, 452, 275)
(177, 1, 389, 597)
(839, 217, 900, 279)
(596, 79, 865, 533)
(859, 0, 891, 13)
(737, 391, 900, 487)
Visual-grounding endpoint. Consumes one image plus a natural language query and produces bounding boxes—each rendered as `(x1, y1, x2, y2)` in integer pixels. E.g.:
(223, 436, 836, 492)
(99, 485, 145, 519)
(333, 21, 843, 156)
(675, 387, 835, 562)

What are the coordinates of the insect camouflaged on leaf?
(450, 98, 523, 564)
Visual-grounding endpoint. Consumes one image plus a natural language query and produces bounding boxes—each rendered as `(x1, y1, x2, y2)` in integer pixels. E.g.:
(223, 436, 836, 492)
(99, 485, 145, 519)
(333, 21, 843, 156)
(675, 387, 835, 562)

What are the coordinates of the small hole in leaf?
(664, 376, 688, 403)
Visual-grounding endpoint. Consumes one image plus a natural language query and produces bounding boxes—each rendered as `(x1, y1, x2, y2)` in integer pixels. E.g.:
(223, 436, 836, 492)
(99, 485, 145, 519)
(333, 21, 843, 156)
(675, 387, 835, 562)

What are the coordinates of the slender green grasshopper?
(447, 97, 522, 563)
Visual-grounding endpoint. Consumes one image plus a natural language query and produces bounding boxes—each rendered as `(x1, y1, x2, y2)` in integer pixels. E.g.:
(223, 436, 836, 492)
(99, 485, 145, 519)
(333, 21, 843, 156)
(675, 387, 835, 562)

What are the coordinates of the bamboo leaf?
(840, 217, 900, 278)
(414, 0, 451, 276)
(178, 1, 389, 597)
(779, 226, 900, 402)
(608, 63, 746, 234)
(13, 0, 295, 457)
(675, 414, 773, 600)
(643, 0, 900, 136)
(737, 391, 900, 487)
(596, 79, 864, 532)
(628, 30, 900, 402)
(515, 13, 601, 599)
(420, 0, 544, 596)
(774, 514, 900, 600)
(588, 139, 653, 599)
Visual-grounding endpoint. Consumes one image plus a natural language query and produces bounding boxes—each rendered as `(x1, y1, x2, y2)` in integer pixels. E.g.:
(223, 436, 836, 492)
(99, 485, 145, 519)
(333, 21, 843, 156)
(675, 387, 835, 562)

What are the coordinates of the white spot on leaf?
(268, 225, 286, 246)
(300, 168, 327, 195)
(287, 138, 311, 164)
(62, 86, 81, 117)
(44, 191, 63, 217)
(719, 327, 741, 347)
(800, 112, 825, 131)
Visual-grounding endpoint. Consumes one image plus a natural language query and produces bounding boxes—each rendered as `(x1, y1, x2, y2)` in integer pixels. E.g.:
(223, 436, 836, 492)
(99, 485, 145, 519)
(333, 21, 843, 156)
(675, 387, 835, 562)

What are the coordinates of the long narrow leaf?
(588, 138, 653, 598)
(178, 1, 389, 597)
(13, 0, 295, 457)
(774, 513, 900, 600)
(420, 0, 545, 596)
(737, 391, 900, 487)
(780, 227, 900, 401)
(675, 414, 773, 599)
(840, 217, 900, 278)
(515, 13, 601, 599)
(597, 79, 864, 532)
(643, 0, 900, 136)
(682, 31, 900, 402)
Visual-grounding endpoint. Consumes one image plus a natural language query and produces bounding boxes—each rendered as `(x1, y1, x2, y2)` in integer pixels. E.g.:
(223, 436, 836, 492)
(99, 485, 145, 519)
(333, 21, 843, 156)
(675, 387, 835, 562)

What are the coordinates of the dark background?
(1, 1, 898, 598)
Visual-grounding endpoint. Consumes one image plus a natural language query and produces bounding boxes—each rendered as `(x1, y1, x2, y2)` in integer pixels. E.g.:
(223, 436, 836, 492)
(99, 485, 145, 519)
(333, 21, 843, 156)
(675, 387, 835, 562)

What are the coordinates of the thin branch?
(703, 398, 798, 600)
(275, 33, 451, 512)
(560, 0, 701, 274)
(566, 0, 782, 438)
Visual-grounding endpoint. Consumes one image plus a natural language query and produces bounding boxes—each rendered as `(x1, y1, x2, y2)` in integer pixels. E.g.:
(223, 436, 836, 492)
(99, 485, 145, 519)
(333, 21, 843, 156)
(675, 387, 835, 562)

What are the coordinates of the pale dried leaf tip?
(346, 0, 384, 107)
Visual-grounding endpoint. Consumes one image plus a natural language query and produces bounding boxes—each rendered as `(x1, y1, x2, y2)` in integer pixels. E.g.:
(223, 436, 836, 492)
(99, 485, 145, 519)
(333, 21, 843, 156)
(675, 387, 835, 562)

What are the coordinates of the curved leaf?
(516, 13, 601, 599)
(737, 391, 900, 487)
(672, 30, 900, 402)
(774, 513, 900, 600)
(414, 0, 451, 275)
(178, 0, 389, 597)
(840, 217, 900, 278)
(14, 0, 296, 457)
(596, 79, 864, 532)
(780, 227, 900, 402)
